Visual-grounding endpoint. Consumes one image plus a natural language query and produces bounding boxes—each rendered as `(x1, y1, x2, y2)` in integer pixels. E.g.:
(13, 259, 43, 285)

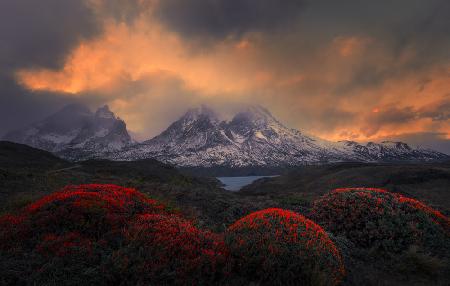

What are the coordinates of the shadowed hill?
(240, 162, 450, 215)
(0, 141, 68, 170)
(0, 141, 246, 229)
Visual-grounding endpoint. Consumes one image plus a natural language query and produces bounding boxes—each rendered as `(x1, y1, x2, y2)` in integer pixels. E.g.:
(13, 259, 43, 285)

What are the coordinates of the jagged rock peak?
(95, 105, 116, 119)
(2, 103, 133, 159)
(181, 105, 220, 124)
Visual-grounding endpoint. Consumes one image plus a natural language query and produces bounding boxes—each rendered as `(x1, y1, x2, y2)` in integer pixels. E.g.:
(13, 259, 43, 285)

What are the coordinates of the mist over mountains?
(2, 104, 448, 167)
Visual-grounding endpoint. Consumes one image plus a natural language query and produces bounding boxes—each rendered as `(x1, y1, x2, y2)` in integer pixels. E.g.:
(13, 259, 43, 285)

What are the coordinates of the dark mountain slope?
(0, 141, 68, 170)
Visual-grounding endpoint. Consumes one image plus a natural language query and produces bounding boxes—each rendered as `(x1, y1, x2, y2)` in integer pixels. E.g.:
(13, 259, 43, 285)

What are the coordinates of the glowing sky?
(1, 0, 449, 152)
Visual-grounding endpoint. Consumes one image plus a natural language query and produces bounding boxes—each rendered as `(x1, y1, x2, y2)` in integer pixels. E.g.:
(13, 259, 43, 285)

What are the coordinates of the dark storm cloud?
(0, 0, 449, 152)
(153, 0, 306, 39)
(361, 106, 418, 137)
(325, 0, 449, 94)
(0, 0, 100, 71)
(94, 0, 151, 24)
(418, 98, 450, 122)
(0, 0, 101, 136)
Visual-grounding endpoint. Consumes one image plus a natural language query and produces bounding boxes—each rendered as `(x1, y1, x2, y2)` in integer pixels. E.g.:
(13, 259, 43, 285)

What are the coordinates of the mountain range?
(3, 104, 133, 159)
(3, 104, 448, 167)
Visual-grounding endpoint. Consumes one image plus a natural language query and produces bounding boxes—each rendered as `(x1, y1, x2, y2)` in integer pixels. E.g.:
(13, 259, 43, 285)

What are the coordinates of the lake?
(217, 176, 278, 191)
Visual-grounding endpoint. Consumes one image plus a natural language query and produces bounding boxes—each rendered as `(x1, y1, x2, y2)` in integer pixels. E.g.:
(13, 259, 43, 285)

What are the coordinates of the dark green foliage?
(311, 188, 449, 255)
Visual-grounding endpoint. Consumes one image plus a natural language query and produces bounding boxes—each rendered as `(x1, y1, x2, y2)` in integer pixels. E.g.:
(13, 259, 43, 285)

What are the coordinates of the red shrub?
(36, 232, 92, 258)
(226, 208, 345, 286)
(27, 184, 164, 214)
(0, 184, 169, 285)
(311, 188, 450, 254)
(113, 214, 228, 285)
(22, 184, 165, 243)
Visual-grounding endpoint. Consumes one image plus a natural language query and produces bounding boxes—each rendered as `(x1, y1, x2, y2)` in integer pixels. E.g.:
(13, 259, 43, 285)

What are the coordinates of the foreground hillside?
(1, 142, 449, 285)
(1, 184, 449, 285)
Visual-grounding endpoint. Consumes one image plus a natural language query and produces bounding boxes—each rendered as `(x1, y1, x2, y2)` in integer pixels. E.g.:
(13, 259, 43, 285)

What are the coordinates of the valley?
(1, 141, 449, 229)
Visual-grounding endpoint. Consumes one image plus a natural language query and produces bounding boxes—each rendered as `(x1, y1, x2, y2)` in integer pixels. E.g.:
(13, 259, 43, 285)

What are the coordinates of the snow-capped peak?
(3, 104, 133, 160)
(108, 105, 448, 167)
(5, 104, 447, 165)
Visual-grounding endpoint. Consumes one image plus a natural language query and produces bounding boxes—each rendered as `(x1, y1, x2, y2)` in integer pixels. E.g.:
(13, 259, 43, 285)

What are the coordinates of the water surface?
(217, 176, 277, 191)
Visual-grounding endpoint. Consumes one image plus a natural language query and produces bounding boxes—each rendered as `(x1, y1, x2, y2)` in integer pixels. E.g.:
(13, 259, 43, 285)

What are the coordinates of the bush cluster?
(311, 188, 450, 254)
(226, 208, 345, 285)
(8, 185, 446, 285)
(0, 184, 349, 285)
(0, 184, 225, 285)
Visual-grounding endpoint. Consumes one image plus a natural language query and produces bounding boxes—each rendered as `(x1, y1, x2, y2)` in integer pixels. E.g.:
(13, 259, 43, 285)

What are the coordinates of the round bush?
(226, 208, 345, 286)
(0, 184, 168, 285)
(1, 184, 166, 248)
(113, 213, 228, 285)
(311, 188, 450, 254)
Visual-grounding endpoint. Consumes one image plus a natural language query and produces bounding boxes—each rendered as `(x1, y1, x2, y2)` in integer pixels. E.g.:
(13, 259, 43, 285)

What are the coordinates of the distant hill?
(239, 161, 450, 215)
(0, 141, 68, 170)
(0, 141, 244, 229)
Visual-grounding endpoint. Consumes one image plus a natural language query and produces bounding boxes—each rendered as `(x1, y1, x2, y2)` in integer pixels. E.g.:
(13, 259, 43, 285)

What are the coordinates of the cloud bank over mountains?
(1, 0, 449, 153)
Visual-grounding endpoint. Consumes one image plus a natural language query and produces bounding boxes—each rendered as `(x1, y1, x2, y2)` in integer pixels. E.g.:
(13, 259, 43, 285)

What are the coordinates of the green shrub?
(311, 188, 450, 255)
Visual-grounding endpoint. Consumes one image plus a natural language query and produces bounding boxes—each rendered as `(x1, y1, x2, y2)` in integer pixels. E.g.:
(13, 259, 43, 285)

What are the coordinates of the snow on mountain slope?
(3, 104, 133, 159)
(108, 105, 448, 167)
(4, 104, 446, 165)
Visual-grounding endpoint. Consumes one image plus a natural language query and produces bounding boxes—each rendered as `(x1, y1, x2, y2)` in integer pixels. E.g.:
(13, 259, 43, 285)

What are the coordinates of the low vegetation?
(311, 187, 450, 285)
(311, 188, 449, 254)
(0, 145, 449, 285)
(0, 184, 347, 285)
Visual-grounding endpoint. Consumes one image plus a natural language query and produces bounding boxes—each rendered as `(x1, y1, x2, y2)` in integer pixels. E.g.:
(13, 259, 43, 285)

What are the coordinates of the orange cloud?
(16, 17, 269, 97)
(13, 9, 450, 144)
(332, 36, 372, 57)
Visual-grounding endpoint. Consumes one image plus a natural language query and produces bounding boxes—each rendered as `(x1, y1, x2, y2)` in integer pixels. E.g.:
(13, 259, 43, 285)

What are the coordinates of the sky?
(1, 0, 449, 153)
